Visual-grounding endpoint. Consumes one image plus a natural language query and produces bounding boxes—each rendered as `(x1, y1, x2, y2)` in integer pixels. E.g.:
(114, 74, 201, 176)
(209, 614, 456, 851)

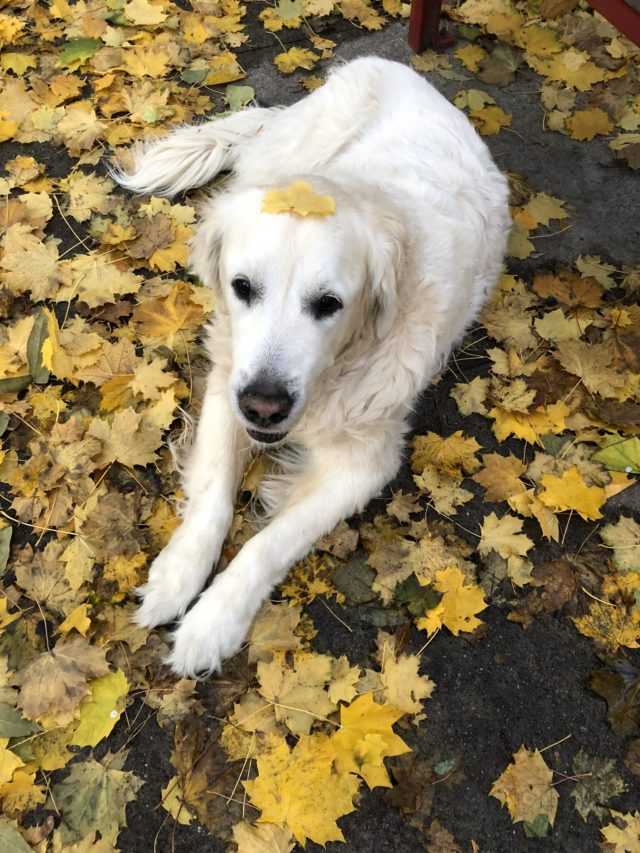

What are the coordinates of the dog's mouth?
(246, 428, 288, 445)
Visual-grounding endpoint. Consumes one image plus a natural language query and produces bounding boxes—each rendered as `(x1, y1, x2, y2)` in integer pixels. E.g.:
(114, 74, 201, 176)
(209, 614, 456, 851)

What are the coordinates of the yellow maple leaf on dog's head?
(262, 180, 336, 218)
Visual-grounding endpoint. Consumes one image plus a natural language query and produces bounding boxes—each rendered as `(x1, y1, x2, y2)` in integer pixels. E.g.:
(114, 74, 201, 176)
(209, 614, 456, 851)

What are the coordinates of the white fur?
(115, 57, 510, 676)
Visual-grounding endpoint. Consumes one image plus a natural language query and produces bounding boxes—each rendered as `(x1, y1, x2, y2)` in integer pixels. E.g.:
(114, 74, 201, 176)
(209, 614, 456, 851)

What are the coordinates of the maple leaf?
(244, 734, 360, 845)
(601, 811, 640, 851)
(573, 602, 640, 653)
(566, 108, 614, 141)
(57, 253, 143, 308)
(0, 224, 60, 302)
(61, 172, 113, 222)
(376, 632, 435, 717)
(233, 822, 295, 853)
(331, 692, 411, 788)
(490, 746, 558, 832)
(456, 43, 487, 72)
(571, 749, 626, 822)
(414, 465, 474, 516)
(262, 180, 335, 217)
(472, 452, 526, 501)
(417, 567, 487, 636)
(538, 465, 605, 521)
(132, 282, 209, 350)
(507, 489, 559, 541)
(53, 757, 143, 844)
(479, 512, 534, 560)
(247, 601, 303, 664)
(412, 430, 481, 477)
(601, 516, 640, 572)
(490, 400, 570, 445)
(274, 48, 319, 75)
(361, 516, 413, 603)
(124, 0, 167, 25)
(17, 638, 109, 727)
(257, 651, 337, 736)
(451, 376, 489, 416)
(88, 408, 162, 468)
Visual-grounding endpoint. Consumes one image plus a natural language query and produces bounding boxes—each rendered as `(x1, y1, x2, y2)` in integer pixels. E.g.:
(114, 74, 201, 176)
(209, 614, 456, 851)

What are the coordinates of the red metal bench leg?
(408, 0, 455, 52)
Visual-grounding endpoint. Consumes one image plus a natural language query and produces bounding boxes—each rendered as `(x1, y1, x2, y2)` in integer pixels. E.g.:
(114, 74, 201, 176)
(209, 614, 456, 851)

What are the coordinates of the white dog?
(115, 57, 510, 676)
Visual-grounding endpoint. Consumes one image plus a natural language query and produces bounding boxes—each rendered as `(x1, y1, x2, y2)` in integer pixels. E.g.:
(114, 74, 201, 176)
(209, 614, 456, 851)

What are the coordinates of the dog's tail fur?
(109, 107, 276, 197)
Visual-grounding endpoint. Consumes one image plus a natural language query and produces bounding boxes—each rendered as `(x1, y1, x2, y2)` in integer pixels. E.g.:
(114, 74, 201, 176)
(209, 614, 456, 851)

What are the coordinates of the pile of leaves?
(0, 0, 639, 848)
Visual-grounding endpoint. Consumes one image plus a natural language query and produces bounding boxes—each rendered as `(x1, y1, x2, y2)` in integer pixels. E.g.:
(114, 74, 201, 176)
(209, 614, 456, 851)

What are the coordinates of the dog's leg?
(111, 106, 276, 197)
(167, 433, 403, 676)
(136, 372, 249, 628)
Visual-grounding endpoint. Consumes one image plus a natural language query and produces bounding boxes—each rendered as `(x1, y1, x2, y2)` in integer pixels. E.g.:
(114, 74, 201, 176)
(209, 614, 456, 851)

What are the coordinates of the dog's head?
(189, 179, 405, 445)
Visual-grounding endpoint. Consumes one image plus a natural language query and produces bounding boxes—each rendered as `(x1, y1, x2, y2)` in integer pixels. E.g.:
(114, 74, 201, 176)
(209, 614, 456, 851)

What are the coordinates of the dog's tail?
(110, 107, 276, 197)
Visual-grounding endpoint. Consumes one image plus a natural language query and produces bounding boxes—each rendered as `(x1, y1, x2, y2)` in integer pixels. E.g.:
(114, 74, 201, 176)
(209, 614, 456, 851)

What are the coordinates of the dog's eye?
(231, 276, 253, 305)
(310, 294, 343, 320)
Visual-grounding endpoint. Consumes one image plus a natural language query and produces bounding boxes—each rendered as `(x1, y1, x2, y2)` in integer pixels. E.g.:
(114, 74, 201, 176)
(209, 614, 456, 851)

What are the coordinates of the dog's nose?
(238, 379, 293, 428)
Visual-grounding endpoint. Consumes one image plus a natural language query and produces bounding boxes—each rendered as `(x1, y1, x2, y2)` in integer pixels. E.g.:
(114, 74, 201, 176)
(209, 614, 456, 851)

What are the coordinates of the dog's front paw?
(166, 575, 252, 677)
(134, 541, 213, 629)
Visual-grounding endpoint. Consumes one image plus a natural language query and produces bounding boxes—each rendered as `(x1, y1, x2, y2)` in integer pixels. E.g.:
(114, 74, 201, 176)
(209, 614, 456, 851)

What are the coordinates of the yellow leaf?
(376, 632, 435, 716)
(58, 604, 91, 637)
(601, 811, 640, 851)
(0, 740, 24, 784)
(470, 105, 512, 135)
(566, 108, 614, 141)
(0, 597, 21, 632)
(160, 775, 196, 825)
(274, 47, 319, 75)
(132, 282, 209, 350)
(411, 430, 481, 476)
(490, 746, 559, 827)
(455, 43, 487, 72)
(479, 512, 534, 559)
(0, 117, 18, 141)
(124, 0, 167, 25)
(205, 51, 246, 85)
(472, 453, 527, 502)
(233, 821, 295, 853)
(262, 180, 335, 217)
(243, 735, 359, 845)
(417, 567, 487, 636)
(490, 401, 570, 445)
(538, 465, 605, 521)
(331, 692, 411, 787)
(573, 602, 640, 653)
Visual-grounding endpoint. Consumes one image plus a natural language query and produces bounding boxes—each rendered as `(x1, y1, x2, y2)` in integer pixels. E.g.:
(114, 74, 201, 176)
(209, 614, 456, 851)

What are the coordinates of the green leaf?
(26, 311, 50, 385)
(225, 84, 255, 112)
(0, 376, 31, 395)
(0, 703, 38, 738)
(180, 66, 208, 84)
(0, 821, 32, 853)
(394, 574, 441, 617)
(58, 38, 101, 68)
(0, 526, 11, 577)
(570, 748, 626, 822)
(524, 813, 550, 837)
(592, 436, 640, 474)
(53, 758, 143, 844)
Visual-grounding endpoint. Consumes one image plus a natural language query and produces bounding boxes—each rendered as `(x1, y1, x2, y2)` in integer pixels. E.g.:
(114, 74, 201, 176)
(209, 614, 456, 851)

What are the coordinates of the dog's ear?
(366, 209, 405, 340)
(188, 196, 224, 295)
